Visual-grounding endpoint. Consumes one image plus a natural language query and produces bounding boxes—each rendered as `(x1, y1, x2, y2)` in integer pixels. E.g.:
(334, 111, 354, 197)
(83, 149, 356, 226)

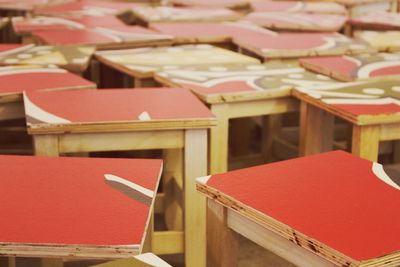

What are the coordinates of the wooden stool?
(23, 88, 216, 267)
(300, 53, 400, 81)
(169, 0, 249, 10)
(11, 15, 126, 44)
(94, 44, 259, 88)
(91, 253, 171, 267)
(0, 43, 94, 75)
(293, 79, 400, 161)
(336, 0, 397, 17)
(353, 31, 400, 52)
(197, 150, 400, 266)
(129, 6, 240, 26)
(149, 21, 272, 48)
(155, 62, 341, 173)
(31, 26, 173, 50)
(346, 11, 400, 35)
(0, 155, 162, 267)
(249, 1, 348, 15)
(242, 12, 347, 32)
(233, 31, 375, 62)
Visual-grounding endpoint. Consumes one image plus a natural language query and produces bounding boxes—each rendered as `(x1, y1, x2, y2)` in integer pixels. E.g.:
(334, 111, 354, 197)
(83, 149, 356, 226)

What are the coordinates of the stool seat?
(0, 155, 162, 259)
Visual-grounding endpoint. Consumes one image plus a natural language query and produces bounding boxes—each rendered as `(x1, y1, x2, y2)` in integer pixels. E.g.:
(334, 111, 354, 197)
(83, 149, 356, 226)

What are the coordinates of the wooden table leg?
(184, 129, 208, 267)
(207, 200, 239, 267)
(210, 103, 229, 174)
(0, 257, 15, 267)
(352, 125, 380, 162)
(299, 102, 334, 156)
(34, 135, 60, 156)
(262, 114, 282, 162)
(163, 149, 183, 231)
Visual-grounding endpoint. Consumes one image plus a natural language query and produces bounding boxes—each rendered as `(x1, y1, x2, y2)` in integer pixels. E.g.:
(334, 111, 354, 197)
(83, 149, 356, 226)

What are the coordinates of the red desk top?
(250, 1, 347, 15)
(24, 88, 215, 132)
(243, 12, 347, 32)
(34, 0, 135, 16)
(0, 65, 95, 103)
(0, 155, 162, 255)
(32, 26, 173, 49)
(0, 43, 94, 73)
(150, 21, 275, 44)
(130, 6, 240, 23)
(300, 54, 400, 82)
(349, 12, 400, 30)
(13, 15, 126, 35)
(233, 32, 374, 59)
(171, 0, 248, 9)
(197, 150, 400, 265)
(155, 62, 337, 103)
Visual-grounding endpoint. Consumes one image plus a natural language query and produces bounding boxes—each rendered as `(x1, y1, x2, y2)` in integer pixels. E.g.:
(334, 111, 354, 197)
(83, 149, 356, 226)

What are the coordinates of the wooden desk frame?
(31, 124, 212, 267)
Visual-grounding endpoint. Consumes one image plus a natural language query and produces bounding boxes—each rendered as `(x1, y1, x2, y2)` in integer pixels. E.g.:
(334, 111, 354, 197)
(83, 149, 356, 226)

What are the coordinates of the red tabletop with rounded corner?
(197, 150, 400, 267)
(0, 155, 162, 263)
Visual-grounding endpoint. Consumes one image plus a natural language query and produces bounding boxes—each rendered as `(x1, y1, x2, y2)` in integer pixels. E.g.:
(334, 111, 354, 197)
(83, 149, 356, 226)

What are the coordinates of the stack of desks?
(1, 0, 400, 266)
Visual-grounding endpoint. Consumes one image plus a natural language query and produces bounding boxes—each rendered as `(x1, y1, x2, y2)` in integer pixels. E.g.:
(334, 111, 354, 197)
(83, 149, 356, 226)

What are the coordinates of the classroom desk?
(249, 1, 347, 15)
(149, 21, 272, 47)
(169, 0, 249, 10)
(94, 44, 259, 88)
(233, 31, 375, 62)
(0, 155, 162, 266)
(300, 53, 400, 82)
(24, 88, 216, 267)
(196, 150, 400, 267)
(0, 65, 95, 122)
(354, 31, 400, 52)
(335, 0, 397, 17)
(32, 26, 174, 50)
(293, 79, 400, 161)
(347, 11, 400, 32)
(243, 12, 347, 32)
(129, 6, 240, 25)
(0, 43, 94, 74)
(155, 62, 339, 173)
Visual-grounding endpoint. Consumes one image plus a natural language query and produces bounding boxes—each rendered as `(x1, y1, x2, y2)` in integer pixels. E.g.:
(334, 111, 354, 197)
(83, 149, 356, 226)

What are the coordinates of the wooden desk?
(129, 6, 240, 25)
(0, 65, 95, 122)
(300, 53, 400, 81)
(233, 32, 375, 61)
(95, 44, 259, 87)
(0, 155, 162, 266)
(196, 150, 400, 267)
(149, 21, 272, 46)
(354, 31, 400, 52)
(91, 253, 171, 267)
(11, 15, 126, 43)
(170, 0, 249, 10)
(293, 79, 400, 161)
(243, 12, 347, 32)
(24, 88, 216, 267)
(155, 62, 339, 173)
(249, 1, 347, 15)
(335, 0, 396, 17)
(0, 43, 94, 74)
(32, 26, 173, 50)
(33, 0, 135, 18)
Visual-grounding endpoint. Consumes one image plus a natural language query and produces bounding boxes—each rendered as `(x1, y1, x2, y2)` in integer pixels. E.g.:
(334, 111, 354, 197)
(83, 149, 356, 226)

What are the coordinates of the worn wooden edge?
(0, 243, 140, 260)
(154, 72, 292, 104)
(292, 89, 400, 125)
(196, 182, 361, 267)
(94, 53, 153, 79)
(27, 118, 217, 134)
